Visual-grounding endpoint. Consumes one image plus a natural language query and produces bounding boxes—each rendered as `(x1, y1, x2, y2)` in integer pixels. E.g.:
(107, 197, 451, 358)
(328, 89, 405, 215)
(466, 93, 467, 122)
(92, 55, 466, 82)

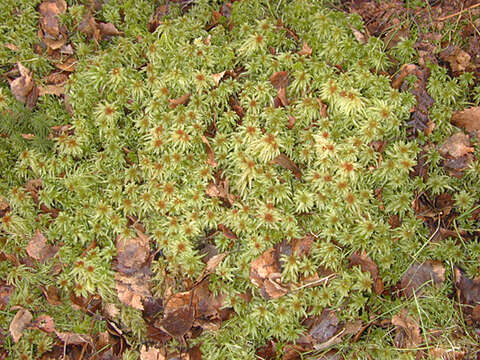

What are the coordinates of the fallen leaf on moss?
(212, 70, 226, 86)
(218, 224, 237, 240)
(399, 261, 445, 297)
(115, 230, 152, 310)
(0, 282, 14, 310)
(298, 42, 312, 56)
(38, 0, 68, 50)
(453, 267, 480, 305)
(157, 292, 194, 338)
(53, 56, 76, 72)
(26, 229, 58, 262)
(39, 84, 65, 96)
(201, 135, 217, 168)
(97, 22, 122, 38)
(438, 132, 474, 177)
(349, 251, 384, 295)
(31, 315, 55, 333)
(9, 308, 33, 342)
(40, 285, 62, 305)
(270, 71, 290, 107)
(168, 93, 191, 109)
(439, 45, 471, 73)
(439, 133, 474, 158)
(56, 331, 93, 346)
(9, 63, 39, 108)
(140, 345, 166, 360)
(272, 153, 302, 179)
(21, 133, 35, 140)
(451, 106, 480, 134)
(392, 309, 422, 349)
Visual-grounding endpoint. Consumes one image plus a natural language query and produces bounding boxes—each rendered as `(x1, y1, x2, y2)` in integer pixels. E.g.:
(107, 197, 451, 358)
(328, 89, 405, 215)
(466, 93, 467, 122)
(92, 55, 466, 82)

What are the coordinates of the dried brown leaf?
(439, 46, 471, 72)
(201, 135, 217, 168)
(98, 22, 122, 38)
(168, 93, 191, 109)
(298, 42, 312, 56)
(451, 106, 480, 133)
(78, 12, 101, 41)
(53, 56, 76, 72)
(9, 309, 33, 342)
(272, 153, 301, 179)
(205, 252, 228, 273)
(140, 345, 166, 360)
(349, 251, 384, 295)
(10, 63, 38, 107)
(56, 331, 93, 346)
(0, 283, 14, 310)
(158, 305, 194, 338)
(41, 285, 62, 305)
(270, 71, 289, 90)
(39, 84, 65, 96)
(31, 315, 55, 333)
(350, 26, 367, 43)
(453, 267, 480, 305)
(26, 229, 58, 262)
(38, 0, 67, 37)
(212, 71, 226, 86)
(218, 224, 237, 240)
(392, 309, 422, 348)
(399, 261, 445, 297)
(439, 132, 474, 158)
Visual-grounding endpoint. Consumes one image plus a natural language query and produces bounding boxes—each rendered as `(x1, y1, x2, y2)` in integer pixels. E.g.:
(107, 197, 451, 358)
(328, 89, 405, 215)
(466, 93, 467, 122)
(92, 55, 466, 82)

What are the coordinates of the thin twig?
(436, 2, 480, 21)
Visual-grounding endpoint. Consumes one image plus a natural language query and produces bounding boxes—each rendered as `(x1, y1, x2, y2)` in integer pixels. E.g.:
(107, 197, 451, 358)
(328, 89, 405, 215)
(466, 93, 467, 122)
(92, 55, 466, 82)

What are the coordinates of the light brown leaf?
(392, 309, 422, 348)
(38, 0, 67, 37)
(168, 93, 191, 109)
(349, 251, 384, 295)
(350, 26, 367, 44)
(140, 345, 166, 360)
(98, 22, 122, 38)
(39, 84, 65, 96)
(269, 71, 289, 90)
(26, 229, 58, 262)
(453, 267, 480, 305)
(451, 107, 480, 133)
(205, 252, 228, 273)
(3, 43, 19, 51)
(10, 63, 37, 106)
(56, 331, 93, 346)
(31, 315, 55, 333)
(439, 132, 474, 158)
(201, 135, 217, 168)
(9, 309, 33, 342)
(78, 12, 101, 41)
(298, 42, 312, 56)
(40, 285, 62, 305)
(21, 133, 35, 140)
(439, 46, 471, 72)
(212, 71, 226, 86)
(399, 261, 445, 297)
(53, 56, 76, 72)
(272, 153, 301, 179)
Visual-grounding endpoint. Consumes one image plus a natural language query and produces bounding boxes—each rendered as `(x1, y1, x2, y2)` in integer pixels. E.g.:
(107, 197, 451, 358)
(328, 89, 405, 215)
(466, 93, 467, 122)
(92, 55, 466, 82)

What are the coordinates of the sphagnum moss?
(1, 0, 480, 359)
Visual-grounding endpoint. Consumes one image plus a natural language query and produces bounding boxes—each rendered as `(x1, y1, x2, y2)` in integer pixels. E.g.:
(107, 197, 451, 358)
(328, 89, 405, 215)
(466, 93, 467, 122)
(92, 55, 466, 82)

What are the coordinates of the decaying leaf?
(272, 153, 302, 179)
(218, 224, 237, 240)
(439, 132, 474, 158)
(31, 315, 56, 333)
(9, 63, 39, 108)
(392, 309, 422, 349)
(0, 282, 14, 310)
(39, 84, 65, 96)
(26, 229, 58, 262)
(38, 0, 68, 50)
(438, 132, 474, 177)
(115, 230, 152, 310)
(451, 106, 480, 134)
(349, 251, 384, 295)
(140, 345, 166, 360)
(453, 267, 480, 305)
(439, 45, 471, 73)
(168, 93, 191, 109)
(250, 237, 314, 299)
(40, 285, 62, 305)
(205, 252, 228, 273)
(78, 12, 122, 42)
(201, 135, 217, 168)
(298, 42, 312, 56)
(9, 309, 33, 343)
(206, 177, 236, 206)
(270, 71, 290, 108)
(157, 292, 195, 338)
(399, 261, 445, 297)
(350, 26, 367, 44)
(56, 331, 93, 346)
(212, 70, 226, 86)
(148, 4, 170, 33)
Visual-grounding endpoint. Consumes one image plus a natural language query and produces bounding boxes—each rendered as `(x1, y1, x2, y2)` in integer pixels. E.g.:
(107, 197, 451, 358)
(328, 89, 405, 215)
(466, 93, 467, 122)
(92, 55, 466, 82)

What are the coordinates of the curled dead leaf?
(391, 309, 422, 348)
(168, 93, 191, 109)
(26, 229, 58, 262)
(349, 251, 384, 295)
(31, 315, 56, 333)
(298, 42, 312, 56)
(272, 153, 301, 179)
(9, 308, 33, 342)
(453, 267, 480, 305)
(399, 261, 445, 297)
(140, 345, 166, 360)
(56, 331, 93, 346)
(9, 63, 39, 108)
(451, 106, 480, 133)
(201, 135, 217, 168)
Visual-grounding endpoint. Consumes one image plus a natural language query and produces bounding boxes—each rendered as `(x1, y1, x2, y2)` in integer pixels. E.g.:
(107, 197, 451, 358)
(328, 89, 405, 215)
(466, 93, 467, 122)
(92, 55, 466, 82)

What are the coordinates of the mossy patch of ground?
(1, 1, 480, 359)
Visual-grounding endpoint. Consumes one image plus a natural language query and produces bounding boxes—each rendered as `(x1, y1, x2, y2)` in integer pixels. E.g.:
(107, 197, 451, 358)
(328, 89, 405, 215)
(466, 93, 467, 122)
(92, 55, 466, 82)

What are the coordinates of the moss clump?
(1, 0, 480, 359)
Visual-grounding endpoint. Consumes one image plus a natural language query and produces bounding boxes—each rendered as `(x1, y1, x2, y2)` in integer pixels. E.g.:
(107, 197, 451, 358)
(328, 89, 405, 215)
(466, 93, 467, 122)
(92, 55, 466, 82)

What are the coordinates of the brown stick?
(436, 2, 480, 21)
